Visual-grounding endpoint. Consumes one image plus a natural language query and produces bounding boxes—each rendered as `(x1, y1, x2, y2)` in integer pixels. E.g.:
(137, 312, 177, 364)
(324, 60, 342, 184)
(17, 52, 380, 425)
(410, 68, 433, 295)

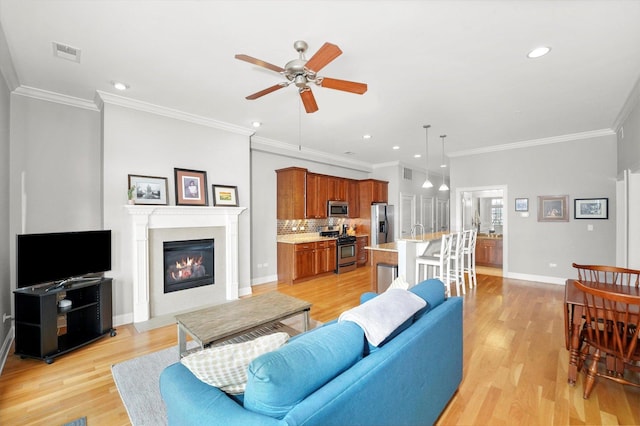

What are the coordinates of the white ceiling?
(1, 0, 639, 172)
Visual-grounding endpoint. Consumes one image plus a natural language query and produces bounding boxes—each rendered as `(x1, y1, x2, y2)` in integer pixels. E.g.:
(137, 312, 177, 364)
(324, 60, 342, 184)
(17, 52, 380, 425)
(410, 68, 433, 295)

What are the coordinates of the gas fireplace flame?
(170, 256, 204, 281)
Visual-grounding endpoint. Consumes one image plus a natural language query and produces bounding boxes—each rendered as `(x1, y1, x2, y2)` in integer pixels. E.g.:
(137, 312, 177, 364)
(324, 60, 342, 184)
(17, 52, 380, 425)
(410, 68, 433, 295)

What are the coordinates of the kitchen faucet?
(411, 223, 425, 240)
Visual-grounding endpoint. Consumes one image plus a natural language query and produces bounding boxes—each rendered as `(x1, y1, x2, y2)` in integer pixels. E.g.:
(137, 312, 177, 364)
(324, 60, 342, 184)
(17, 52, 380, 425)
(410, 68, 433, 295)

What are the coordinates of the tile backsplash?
(277, 218, 364, 235)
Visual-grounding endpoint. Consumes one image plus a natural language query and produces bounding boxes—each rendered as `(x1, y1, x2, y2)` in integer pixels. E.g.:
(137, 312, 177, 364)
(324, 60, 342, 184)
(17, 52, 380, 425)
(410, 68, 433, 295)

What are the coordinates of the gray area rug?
(112, 315, 320, 426)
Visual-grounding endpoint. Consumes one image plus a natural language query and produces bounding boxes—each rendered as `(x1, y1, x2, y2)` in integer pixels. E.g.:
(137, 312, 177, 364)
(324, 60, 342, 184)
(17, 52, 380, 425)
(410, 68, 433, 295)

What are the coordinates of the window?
(491, 198, 503, 225)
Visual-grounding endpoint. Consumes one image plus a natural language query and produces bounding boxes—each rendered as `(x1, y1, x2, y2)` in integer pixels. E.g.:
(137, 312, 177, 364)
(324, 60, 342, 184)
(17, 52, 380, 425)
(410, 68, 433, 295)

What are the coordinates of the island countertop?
(364, 242, 398, 252)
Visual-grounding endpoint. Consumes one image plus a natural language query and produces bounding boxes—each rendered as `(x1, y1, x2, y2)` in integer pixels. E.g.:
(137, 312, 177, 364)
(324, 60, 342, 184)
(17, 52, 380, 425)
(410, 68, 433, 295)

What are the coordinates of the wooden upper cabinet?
(347, 179, 360, 218)
(327, 176, 347, 201)
(306, 173, 328, 218)
(358, 179, 389, 219)
(276, 167, 307, 219)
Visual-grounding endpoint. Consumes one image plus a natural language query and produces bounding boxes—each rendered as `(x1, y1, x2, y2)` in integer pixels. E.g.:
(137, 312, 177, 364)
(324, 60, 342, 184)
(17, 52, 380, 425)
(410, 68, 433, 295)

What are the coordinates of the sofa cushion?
(410, 278, 446, 320)
(243, 321, 364, 419)
(339, 289, 426, 346)
(180, 332, 289, 395)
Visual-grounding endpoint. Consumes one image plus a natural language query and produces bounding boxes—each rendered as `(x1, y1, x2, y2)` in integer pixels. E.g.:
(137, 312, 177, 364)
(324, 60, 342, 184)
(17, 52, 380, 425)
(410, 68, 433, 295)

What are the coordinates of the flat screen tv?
(16, 230, 112, 288)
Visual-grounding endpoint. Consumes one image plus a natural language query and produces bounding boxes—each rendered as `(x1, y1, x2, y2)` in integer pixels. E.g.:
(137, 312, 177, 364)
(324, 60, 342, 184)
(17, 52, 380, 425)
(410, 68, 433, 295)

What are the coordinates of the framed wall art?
(574, 198, 608, 219)
(212, 184, 239, 207)
(174, 168, 208, 206)
(515, 198, 528, 212)
(537, 195, 569, 222)
(127, 174, 168, 205)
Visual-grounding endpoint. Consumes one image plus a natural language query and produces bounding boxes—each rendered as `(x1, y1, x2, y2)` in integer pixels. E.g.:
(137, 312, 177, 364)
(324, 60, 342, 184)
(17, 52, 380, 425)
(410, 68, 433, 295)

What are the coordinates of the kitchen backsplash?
(277, 218, 365, 235)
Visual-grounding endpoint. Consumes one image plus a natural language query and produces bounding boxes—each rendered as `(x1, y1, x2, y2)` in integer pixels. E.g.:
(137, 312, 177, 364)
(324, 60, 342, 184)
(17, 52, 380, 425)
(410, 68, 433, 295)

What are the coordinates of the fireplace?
(163, 238, 214, 293)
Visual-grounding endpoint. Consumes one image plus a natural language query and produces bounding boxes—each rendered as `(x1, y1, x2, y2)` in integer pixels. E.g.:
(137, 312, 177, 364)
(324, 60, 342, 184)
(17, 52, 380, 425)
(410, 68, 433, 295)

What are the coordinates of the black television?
(16, 230, 112, 289)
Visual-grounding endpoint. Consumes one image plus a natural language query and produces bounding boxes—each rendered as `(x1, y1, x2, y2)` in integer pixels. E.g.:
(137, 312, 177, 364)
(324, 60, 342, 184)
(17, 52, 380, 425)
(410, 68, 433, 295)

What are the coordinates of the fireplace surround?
(125, 205, 246, 322)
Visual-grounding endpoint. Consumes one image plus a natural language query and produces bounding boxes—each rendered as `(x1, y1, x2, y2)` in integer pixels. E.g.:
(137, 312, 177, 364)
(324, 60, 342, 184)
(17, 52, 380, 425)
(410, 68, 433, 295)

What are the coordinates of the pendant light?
(439, 134, 449, 191)
(422, 124, 433, 188)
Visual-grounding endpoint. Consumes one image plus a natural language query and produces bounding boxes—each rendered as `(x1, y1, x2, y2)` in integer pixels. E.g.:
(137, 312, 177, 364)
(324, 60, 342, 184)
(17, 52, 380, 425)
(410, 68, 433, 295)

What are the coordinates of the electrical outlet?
(300, 226, 305, 231)
(587, 224, 593, 231)
(292, 227, 297, 231)
(257, 263, 262, 269)
(262, 263, 268, 268)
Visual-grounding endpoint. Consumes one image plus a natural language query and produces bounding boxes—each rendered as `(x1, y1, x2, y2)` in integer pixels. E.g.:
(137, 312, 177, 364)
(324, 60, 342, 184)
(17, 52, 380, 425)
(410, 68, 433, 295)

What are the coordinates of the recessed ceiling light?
(363, 134, 372, 140)
(111, 81, 129, 91)
(414, 154, 421, 158)
(392, 146, 400, 150)
(527, 46, 551, 59)
(252, 121, 261, 128)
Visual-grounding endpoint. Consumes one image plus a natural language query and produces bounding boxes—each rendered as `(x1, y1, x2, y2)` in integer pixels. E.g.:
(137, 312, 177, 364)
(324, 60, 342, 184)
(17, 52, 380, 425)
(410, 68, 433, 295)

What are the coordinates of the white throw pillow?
(386, 274, 409, 291)
(181, 332, 289, 394)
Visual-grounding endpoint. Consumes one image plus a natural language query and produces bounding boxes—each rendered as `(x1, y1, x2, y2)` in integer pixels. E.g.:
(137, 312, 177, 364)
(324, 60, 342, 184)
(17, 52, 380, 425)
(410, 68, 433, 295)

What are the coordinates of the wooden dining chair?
(572, 263, 640, 287)
(573, 280, 640, 399)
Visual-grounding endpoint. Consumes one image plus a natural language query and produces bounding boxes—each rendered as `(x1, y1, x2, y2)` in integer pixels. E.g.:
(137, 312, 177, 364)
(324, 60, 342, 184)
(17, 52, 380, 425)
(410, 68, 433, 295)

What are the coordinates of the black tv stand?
(14, 278, 116, 364)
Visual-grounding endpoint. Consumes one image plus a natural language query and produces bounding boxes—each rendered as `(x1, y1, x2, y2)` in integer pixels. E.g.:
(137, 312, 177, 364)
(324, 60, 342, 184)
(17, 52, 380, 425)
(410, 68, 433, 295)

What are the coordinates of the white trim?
(0, 325, 15, 376)
(13, 86, 99, 111)
(504, 271, 566, 285)
(448, 129, 615, 158)
(251, 135, 373, 173)
(96, 90, 254, 135)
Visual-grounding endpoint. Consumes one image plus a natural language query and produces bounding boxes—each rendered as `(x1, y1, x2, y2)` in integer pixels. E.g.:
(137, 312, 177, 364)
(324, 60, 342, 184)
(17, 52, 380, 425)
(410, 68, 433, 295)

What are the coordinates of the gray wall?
(451, 134, 617, 282)
(0, 49, 10, 367)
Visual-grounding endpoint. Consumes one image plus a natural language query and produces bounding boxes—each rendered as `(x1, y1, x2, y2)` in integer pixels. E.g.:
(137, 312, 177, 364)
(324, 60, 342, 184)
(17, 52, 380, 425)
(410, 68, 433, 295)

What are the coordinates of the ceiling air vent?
(52, 42, 81, 63)
(403, 167, 413, 180)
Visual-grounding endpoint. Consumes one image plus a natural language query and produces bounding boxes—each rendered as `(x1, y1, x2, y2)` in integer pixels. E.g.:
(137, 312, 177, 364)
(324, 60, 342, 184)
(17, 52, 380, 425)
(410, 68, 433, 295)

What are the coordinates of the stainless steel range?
(319, 226, 357, 274)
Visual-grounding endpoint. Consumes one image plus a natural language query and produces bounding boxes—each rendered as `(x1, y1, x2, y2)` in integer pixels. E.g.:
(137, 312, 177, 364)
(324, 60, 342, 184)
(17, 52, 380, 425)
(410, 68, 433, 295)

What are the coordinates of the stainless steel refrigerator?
(371, 204, 394, 245)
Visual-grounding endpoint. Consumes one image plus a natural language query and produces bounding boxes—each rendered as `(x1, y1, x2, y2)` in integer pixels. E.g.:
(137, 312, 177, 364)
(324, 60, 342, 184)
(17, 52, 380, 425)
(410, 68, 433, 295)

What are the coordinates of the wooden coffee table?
(175, 292, 312, 356)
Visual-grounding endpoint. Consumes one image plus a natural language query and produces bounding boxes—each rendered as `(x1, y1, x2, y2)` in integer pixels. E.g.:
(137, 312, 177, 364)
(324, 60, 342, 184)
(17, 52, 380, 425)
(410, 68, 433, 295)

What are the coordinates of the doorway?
(455, 185, 508, 276)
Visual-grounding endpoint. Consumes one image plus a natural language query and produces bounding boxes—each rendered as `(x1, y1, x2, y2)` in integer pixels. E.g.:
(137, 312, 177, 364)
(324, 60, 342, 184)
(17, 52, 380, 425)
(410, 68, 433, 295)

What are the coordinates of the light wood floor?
(1, 267, 638, 425)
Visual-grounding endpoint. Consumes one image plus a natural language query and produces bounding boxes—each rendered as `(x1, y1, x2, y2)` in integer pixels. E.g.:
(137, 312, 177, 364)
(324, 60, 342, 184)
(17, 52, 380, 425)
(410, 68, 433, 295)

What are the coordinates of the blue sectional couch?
(160, 279, 463, 425)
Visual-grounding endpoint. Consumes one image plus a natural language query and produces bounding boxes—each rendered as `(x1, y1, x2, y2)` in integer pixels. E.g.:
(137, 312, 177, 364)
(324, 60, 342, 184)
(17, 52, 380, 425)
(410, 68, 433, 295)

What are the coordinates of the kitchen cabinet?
(306, 173, 328, 218)
(475, 237, 503, 267)
(327, 176, 347, 201)
(314, 240, 337, 274)
(277, 240, 337, 285)
(347, 179, 360, 218)
(275, 167, 307, 219)
(358, 179, 389, 219)
(356, 236, 368, 266)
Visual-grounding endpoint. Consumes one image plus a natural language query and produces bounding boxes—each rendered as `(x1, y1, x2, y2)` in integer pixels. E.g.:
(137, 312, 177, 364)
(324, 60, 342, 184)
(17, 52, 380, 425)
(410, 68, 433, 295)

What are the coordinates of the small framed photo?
(127, 174, 168, 205)
(174, 168, 208, 206)
(574, 198, 608, 219)
(515, 198, 528, 212)
(212, 184, 239, 207)
(537, 195, 569, 222)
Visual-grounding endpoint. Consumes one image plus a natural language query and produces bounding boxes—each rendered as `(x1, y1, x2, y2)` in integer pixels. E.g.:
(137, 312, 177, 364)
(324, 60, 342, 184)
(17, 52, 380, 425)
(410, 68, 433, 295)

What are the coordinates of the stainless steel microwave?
(328, 201, 349, 217)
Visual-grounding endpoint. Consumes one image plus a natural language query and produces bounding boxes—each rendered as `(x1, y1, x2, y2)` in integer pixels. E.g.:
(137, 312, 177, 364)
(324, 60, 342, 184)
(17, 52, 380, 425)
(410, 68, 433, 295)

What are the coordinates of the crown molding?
(251, 135, 373, 173)
(13, 86, 99, 111)
(95, 90, 254, 136)
(448, 128, 615, 158)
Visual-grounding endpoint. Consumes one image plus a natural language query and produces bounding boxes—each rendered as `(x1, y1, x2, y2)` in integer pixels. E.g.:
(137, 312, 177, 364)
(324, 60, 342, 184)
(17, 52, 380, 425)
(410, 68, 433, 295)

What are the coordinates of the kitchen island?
(364, 242, 398, 292)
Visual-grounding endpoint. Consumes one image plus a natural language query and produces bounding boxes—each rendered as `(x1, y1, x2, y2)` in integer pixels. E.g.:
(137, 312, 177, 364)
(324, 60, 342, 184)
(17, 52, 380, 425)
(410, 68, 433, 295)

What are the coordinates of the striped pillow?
(181, 332, 289, 394)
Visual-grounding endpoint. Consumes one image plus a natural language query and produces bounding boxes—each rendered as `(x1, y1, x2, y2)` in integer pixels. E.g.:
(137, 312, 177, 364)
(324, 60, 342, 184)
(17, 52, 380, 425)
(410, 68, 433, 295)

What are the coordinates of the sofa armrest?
(160, 363, 282, 426)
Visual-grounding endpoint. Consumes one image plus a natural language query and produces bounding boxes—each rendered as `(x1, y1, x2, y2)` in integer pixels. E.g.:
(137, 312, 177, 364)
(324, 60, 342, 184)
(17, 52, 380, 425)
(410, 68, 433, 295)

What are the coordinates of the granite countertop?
(277, 233, 370, 244)
(364, 242, 398, 252)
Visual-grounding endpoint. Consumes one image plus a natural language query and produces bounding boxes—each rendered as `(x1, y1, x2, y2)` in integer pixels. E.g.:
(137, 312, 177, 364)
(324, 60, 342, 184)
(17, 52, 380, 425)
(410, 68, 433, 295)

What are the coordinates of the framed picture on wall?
(174, 168, 208, 206)
(212, 184, 239, 206)
(127, 174, 168, 205)
(515, 198, 528, 212)
(574, 198, 608, 219)
(537, 195, 569, 222)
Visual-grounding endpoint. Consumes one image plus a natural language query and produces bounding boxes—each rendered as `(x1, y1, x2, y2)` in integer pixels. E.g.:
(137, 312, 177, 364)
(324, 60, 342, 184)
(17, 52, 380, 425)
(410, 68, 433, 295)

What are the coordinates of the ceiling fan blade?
(299, 88, 319, 113)
(235, 54, 285, 73)
(320, 77, 368, 94)
(245, 84, 286, 100)
(305, 42, 342, 73)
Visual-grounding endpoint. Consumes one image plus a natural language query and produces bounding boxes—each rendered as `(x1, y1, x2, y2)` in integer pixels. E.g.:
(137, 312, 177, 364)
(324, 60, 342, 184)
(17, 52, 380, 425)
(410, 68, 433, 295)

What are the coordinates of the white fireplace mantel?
(124, 205, 246, 322)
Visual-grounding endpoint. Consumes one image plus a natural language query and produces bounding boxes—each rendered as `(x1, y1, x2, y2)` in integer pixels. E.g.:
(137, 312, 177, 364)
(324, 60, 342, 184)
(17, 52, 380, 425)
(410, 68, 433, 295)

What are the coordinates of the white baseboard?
(251, 274, 277, 286)
(504, 272, 566, 285)
(0, 325, 15, 376)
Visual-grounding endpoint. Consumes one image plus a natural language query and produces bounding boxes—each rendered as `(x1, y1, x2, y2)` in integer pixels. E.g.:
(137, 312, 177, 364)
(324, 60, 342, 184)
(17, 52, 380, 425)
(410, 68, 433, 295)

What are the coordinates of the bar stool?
(462, 229, 478, 289)
(449, 232, 466, 296)
(415, 233, 453, 296)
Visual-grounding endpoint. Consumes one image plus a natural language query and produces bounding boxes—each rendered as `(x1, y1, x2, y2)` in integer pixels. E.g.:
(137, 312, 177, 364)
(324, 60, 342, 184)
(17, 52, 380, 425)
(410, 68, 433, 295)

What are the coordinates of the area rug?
(112, 315, 320, 426)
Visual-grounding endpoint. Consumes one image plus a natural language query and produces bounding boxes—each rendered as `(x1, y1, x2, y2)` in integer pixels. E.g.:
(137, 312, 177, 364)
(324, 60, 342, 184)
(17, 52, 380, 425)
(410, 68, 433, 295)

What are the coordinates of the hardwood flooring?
(1, 267, 638, 425)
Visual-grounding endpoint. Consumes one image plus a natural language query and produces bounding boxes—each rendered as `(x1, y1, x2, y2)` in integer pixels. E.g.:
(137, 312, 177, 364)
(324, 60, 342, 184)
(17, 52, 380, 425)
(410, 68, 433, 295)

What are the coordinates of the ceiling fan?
(235, 40, 367, 113)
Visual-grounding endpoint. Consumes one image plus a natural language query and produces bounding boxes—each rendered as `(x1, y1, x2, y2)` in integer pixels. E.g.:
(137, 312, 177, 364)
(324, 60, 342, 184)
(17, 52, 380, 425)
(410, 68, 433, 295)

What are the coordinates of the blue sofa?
(160, 279, 463, 425)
